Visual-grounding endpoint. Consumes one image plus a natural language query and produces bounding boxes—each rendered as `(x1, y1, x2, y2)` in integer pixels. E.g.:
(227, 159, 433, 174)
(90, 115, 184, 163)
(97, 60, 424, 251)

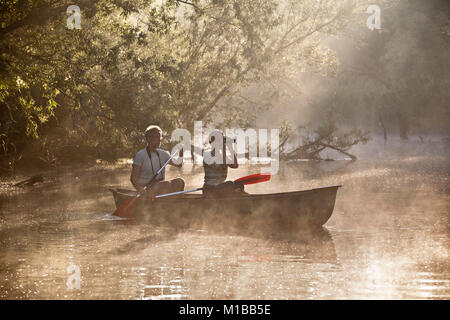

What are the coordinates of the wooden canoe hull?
(109, 185, 340, 230)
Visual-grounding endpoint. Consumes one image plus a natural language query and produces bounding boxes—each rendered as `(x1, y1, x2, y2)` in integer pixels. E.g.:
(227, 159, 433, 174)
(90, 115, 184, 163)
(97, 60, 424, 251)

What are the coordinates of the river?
(0, 137, 448, 299)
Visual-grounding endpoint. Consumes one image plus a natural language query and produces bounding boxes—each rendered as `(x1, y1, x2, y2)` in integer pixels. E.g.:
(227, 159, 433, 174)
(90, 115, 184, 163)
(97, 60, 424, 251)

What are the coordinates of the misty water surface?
(0, 137, 448, 299)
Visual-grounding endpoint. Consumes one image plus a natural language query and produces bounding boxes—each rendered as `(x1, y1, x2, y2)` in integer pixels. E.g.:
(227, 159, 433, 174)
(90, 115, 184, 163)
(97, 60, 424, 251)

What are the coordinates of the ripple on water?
(97, 213, 129, 221)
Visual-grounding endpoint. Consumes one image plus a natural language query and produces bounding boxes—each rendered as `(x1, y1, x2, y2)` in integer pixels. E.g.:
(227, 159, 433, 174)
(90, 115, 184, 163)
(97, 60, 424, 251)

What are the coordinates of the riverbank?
(0, 159, 132, 195)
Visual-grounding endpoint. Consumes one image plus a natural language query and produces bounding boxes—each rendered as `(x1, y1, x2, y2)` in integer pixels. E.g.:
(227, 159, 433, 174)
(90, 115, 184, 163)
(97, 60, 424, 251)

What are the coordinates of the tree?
(0, 0, 364, 172)
(282, 111, 370, 160)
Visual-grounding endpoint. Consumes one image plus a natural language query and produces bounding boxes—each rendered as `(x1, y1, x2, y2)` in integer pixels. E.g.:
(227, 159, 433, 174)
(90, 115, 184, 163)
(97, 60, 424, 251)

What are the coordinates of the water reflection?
(142, 266, 187, 300)
(133, 227, 337, 300)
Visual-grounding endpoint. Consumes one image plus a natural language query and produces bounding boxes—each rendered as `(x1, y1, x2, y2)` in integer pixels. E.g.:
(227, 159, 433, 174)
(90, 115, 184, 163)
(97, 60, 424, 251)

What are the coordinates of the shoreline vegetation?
(1, 1, 449, 180)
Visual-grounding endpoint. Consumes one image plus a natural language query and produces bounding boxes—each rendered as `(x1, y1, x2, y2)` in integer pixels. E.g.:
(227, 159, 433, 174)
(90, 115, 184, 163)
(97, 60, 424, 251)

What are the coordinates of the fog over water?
(0, 137, 448, 299)
(1, 0, 449, 301)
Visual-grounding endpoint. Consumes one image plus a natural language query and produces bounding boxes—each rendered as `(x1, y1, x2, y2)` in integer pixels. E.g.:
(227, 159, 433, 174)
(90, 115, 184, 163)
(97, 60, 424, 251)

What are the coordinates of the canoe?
(109, 185, 341, 230)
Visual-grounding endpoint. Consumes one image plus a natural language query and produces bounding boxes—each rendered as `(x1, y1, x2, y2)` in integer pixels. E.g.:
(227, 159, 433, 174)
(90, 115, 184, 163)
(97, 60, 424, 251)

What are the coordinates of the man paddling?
(131, 125, 184, 197)
(202, 130, 247, 197)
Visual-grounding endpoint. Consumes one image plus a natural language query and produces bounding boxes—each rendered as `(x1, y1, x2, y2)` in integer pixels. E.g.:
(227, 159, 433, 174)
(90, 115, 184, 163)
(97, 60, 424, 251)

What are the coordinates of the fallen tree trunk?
(318, 143, 357, 160)
(13, 174, 44, 187)
(282, 142, 357, 161)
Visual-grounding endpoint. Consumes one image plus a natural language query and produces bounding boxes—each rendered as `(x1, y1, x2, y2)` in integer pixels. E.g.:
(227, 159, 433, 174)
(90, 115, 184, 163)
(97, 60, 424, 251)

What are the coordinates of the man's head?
(145, 125, 162, 149)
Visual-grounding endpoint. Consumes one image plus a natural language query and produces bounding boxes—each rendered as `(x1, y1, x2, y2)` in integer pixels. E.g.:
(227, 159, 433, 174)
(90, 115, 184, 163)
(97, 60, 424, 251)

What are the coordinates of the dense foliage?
(1, 0, 448, 172)
(1, 0, 361, 171)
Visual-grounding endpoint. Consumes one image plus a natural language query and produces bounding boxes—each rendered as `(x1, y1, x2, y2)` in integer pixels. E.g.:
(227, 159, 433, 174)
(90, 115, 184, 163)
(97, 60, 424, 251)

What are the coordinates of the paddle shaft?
(153, 173, 271, 199)
(154, 187, 203, 198)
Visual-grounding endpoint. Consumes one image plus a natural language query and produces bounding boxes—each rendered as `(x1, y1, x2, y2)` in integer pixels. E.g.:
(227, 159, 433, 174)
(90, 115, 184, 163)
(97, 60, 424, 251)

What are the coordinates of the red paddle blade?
(112, 197, 138, 218)
(234, 173, 271, 185)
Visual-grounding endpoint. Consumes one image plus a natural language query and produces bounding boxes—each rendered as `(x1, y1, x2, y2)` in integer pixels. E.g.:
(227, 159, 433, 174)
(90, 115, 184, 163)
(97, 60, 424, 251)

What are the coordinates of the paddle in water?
(153, 173, 271, 199)
(112, 149, 180, 218)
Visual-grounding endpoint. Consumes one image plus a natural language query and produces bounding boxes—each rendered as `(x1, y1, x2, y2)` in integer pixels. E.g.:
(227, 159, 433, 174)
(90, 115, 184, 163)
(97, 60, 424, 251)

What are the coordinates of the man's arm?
(228, 152, 238, 169)
(169, 148, 183, 168)
(130, 164, 145, 193)
(227, 142, 238, 169)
